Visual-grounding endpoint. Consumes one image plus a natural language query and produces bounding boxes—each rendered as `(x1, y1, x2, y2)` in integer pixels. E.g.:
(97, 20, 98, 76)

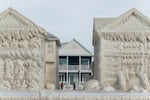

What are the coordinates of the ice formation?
(83, 79, 100, 91)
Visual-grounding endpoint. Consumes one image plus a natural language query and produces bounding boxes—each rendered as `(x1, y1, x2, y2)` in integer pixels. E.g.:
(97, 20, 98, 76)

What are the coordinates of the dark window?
(59, 56, 67, 65)
(68, 56, 79, 65)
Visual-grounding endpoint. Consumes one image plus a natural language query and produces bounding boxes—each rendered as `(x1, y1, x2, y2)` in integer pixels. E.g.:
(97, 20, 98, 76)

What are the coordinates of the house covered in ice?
(0, 8, 60, 90)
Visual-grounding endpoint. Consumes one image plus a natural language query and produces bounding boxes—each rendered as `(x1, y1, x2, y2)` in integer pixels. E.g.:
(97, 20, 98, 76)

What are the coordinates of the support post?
(66, 56, 68, 86)
(79, 56, 81, 87)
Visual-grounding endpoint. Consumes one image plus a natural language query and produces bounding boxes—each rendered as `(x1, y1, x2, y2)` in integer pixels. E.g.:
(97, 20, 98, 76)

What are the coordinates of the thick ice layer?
(0, 90, 150, 100)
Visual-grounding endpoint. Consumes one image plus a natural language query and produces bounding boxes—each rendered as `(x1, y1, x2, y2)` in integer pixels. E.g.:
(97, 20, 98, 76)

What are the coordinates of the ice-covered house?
(0, 7, 60, 90)
(93, 8, 150, 89)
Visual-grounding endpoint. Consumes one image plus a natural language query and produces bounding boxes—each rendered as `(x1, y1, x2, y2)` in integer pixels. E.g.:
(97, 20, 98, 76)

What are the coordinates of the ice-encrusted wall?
(0, 8, 47, 90)
(100, 39, 149, 85)
(93, 8, 150, 92)
(0, 30, 44, 90)
(95, 35, 150, 91)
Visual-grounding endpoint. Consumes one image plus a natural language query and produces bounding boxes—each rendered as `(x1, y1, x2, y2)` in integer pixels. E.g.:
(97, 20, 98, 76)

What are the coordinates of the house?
(58, 39, 93, 88)
(0, 7, 60, 90)
(45, 32, 60, 88)
(93, 8, 150, 87)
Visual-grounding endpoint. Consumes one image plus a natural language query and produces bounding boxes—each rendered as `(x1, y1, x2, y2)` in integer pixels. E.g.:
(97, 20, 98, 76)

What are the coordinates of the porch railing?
(59, 65, 67, 70)
(80, 65, 90, 71)
(59, 65, 91, 71)
(68, 65, 78, 70)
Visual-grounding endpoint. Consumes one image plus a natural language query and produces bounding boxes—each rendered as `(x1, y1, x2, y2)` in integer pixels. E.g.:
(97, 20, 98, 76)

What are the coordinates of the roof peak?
(7, 7, 13, 10)
(130, 8, 137, 11)
(119, 8, 144, 17)
(2, 7, 17, 14)
(99, 8, 150, 31)
(60, 39, 93, 56)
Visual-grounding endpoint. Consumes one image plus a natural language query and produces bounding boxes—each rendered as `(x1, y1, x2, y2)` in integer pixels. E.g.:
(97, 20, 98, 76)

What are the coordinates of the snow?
(0, 90, 149, 100)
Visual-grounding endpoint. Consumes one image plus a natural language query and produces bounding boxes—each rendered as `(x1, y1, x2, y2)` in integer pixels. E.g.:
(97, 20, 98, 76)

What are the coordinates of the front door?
(69, 73, 78, 85)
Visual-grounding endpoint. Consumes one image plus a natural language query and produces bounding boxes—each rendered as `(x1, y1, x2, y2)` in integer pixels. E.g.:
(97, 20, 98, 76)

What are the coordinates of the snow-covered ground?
(0, 90, 150, 100)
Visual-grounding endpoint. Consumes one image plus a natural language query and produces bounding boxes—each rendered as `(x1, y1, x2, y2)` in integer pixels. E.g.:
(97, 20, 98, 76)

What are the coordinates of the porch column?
(66, 56, 69, 86)
(79, 56, 81, 86)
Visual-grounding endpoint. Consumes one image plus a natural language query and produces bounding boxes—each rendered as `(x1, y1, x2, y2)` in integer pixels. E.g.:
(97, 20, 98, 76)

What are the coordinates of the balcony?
(59, 65, 91, 72)
(68, 65, 78, 70)
(80, 65, 91, 71)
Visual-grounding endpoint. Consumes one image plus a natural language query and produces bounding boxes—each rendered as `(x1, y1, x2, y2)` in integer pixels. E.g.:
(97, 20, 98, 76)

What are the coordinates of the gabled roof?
(93, 18, 115, 45)
(93, 8, 150, 45)
(93, 18, 115, 31)
(0, 7, 60, 45)
(99, 8, 150, 32)
(0, 7, 46, 35)
(59, 39, 93, 56)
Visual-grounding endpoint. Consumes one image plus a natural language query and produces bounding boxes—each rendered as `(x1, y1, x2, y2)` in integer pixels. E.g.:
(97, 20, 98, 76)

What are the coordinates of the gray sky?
(0, 0, 150, 53)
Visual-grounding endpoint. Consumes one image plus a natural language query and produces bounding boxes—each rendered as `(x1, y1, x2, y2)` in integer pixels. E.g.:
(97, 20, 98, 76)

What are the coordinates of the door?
(69, 73, 78, 85)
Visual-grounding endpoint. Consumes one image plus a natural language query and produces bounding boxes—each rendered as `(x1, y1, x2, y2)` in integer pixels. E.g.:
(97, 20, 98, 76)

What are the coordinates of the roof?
(99, 8, 150, 32)
(93, 8, 150, 45)
(0, 7, 60, 46)
(93, 18, 115, 30)
(0, 7, 46, 35)
(47, 32, 57, 38)
(93, 18, 115, 45)
(59, 39, 93, 56)
(46, 32, 61, 46)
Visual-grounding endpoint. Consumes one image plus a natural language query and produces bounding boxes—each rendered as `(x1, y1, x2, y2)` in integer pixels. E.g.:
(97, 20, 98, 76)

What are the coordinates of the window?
(81, 59, 89, 65)
(68, 56, 79, 65)
(59, 57, 67, 65)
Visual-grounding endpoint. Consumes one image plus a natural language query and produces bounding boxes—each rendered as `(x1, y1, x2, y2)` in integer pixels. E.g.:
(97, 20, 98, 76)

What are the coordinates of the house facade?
(0, 8, 60, 90)
(45, 33, 60, 88)
(58, 39, 93, 87)
(93, 8, 150, 88)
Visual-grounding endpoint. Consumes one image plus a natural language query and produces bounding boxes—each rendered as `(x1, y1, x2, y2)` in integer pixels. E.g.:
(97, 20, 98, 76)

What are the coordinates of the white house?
(58, 39, 93, 88)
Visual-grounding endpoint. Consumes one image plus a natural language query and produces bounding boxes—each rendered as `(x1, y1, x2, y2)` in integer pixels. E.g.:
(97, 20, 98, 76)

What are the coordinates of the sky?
(0, 0, 150, 53)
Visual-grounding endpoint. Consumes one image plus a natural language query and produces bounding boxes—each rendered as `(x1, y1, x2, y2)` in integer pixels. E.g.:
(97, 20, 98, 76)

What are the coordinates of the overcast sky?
(0, 0, 150, 53)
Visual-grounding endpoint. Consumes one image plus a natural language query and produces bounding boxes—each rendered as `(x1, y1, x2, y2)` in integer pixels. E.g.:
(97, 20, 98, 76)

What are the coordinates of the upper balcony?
(59, 56, 92, 73)
(59, 65, 91, 72)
